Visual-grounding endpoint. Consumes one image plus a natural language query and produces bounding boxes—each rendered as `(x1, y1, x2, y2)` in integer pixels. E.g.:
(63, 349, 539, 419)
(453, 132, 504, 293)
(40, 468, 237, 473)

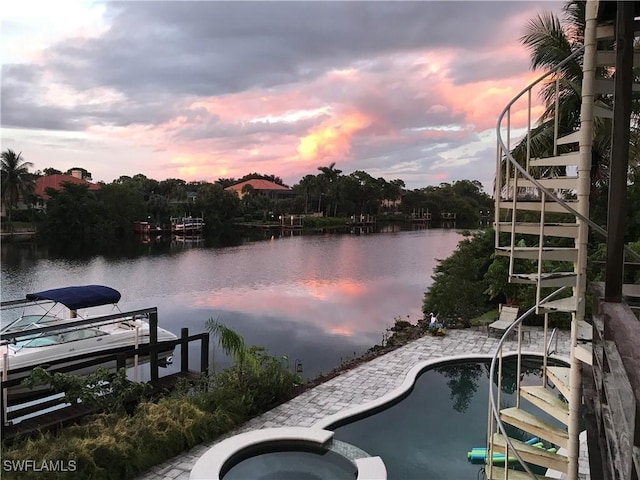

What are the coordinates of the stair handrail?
(488, 286, 569, 479)
(547, 327, 559, 356)
(496, 47, 640, 263)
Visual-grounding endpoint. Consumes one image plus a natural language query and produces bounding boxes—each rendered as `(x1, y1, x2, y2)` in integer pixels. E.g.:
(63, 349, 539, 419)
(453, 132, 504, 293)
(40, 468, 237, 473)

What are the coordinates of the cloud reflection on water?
(1, 229, 464, 378)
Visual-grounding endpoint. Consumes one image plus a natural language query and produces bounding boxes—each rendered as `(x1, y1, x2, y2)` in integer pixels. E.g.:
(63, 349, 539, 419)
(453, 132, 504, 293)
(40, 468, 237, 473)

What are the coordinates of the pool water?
(332, 358, 565, 480)
(222, 444, 357, 480)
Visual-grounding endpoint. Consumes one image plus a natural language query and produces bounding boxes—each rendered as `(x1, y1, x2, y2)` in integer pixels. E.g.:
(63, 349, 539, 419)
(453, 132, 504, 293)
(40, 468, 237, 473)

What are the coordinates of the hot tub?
(189, 427, 386, 480)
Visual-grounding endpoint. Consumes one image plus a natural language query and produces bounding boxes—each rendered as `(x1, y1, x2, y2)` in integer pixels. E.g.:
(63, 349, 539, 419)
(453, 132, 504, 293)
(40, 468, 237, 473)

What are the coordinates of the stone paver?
(137, 326, 584, 479)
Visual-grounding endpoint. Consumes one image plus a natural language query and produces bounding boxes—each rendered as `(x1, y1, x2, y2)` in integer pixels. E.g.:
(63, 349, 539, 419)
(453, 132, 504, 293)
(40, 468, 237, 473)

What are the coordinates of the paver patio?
(137, 326, 589, 480)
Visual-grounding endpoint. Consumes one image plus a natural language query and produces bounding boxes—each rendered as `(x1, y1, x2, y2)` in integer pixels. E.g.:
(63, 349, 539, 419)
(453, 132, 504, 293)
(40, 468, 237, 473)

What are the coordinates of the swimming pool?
(190, 355, 568, 480)
(329, 356, 566, 480)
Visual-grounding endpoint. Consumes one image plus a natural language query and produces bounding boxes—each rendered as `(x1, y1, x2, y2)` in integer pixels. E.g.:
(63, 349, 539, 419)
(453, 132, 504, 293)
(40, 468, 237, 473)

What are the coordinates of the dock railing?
(1, 313, 209, 439)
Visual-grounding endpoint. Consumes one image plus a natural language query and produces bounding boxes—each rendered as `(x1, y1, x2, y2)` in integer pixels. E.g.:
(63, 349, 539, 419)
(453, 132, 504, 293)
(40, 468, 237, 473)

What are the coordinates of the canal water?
(1, 228, 464, 379)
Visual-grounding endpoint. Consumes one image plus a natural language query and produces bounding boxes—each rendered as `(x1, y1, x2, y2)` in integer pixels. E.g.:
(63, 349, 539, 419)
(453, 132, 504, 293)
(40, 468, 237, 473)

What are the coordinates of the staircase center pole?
(570, 2, 598, 479)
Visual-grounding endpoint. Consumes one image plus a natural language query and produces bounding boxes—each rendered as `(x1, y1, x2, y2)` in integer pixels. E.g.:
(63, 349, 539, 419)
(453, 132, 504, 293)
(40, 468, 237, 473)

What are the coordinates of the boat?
(0, 285, 178, 399)
(170, 216, 205, 234)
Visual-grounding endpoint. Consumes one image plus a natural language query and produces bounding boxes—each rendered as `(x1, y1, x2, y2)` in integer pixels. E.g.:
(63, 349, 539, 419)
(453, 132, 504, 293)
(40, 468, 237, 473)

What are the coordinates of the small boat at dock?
(170, 216, 205, 234)
(0, 285, 178, 399)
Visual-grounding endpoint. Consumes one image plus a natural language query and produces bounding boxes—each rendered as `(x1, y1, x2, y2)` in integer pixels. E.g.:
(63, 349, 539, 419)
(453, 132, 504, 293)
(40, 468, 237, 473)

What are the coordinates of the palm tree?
(297, 174, 317, 214)
(513, 0, 618, 192)
(318, 162, 342, 216)
(1, 149, 35, 226)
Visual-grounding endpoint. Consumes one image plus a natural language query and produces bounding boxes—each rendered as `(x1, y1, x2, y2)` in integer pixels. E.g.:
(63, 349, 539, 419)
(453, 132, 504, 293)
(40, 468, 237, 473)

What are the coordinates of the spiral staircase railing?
(487, 5, 640, 478)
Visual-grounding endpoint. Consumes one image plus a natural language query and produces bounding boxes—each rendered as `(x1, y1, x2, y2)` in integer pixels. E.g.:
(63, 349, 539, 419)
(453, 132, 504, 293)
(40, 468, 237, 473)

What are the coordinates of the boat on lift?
(0, 285, 178, 399)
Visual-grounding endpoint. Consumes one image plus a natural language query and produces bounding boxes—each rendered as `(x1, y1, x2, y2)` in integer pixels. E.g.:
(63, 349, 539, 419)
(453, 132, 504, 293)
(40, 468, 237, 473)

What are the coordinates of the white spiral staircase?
(485, 2, 640, 479)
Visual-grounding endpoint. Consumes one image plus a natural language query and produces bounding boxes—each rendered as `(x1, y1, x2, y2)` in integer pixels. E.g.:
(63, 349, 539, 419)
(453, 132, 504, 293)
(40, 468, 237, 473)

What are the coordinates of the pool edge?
(314, 351, 570, 431)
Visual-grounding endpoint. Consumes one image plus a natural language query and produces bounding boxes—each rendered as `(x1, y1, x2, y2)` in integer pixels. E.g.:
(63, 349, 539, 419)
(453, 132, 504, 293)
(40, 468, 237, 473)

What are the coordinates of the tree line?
(1, 149, 493, 248)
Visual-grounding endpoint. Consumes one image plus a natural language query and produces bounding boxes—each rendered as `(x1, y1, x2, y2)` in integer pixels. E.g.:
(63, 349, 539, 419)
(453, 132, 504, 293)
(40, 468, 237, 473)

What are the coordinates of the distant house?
(34, 174, 101, 207)
(224, 179, 294, 200)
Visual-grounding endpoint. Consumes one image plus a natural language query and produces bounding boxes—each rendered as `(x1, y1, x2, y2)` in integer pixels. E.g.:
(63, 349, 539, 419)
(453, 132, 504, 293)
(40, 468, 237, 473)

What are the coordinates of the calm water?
(1, 228, 463, 379)
(333, 358, 562, 480)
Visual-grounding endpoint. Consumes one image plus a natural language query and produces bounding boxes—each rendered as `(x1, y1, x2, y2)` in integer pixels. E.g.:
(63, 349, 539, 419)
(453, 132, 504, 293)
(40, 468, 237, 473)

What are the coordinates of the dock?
(0, 319, 210, 440)
(348, 214, 375, 226)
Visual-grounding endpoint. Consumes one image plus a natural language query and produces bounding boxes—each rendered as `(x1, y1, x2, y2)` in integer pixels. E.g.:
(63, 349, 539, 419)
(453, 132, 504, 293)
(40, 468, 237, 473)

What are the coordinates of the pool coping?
(190, 351, 569, 480)
(315, 351, 570, 431)
(138, 328, 579, 480)
(189, 426, 387, 480)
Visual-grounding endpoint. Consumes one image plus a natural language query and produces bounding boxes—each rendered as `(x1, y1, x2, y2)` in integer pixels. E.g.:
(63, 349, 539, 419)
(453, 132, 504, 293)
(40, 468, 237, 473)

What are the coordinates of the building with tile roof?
(224, 179, 293, 200)
(34, 174, 101, 201)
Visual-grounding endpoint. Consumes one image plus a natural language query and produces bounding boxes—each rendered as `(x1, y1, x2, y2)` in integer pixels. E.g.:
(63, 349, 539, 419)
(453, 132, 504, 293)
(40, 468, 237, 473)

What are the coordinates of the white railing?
(486, 287, 568, 479)
(490, 2, 640, 478)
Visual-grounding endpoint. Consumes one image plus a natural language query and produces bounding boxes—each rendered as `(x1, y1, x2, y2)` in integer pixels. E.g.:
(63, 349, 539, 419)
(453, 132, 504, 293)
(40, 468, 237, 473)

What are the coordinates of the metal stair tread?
(593, 104, 613, 118)
(538, 296, 580, 313)
(517, 177, 579, 190)
(575, 343, 593, 366)
(576, 320, 592, 341)
(529, 152, 580, 166)
(596, 22, 640, 39)
(495, 246, 578, 262)
(487, 466, 559, 480)
(492, 434, 568, 472)
(546, 366, 571, 400)
(556, 130, 580, 145)
(594, 78, 640, 94)
(497, 222, 576, 227)
(510, 272, 577, 287)
(520, 386, 569, 426)
(596, 50, 640, 67)
(498, 201, 578, 214)
(500, 407, 569, 448)
(497, 222, 579, 239)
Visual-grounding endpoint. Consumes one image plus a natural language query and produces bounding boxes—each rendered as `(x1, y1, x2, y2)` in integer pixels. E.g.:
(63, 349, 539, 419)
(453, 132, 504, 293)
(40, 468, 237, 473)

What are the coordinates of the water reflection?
(333, 359, 558, 480)
(434, 363, 485, 413)
(1, 229, 464, 378)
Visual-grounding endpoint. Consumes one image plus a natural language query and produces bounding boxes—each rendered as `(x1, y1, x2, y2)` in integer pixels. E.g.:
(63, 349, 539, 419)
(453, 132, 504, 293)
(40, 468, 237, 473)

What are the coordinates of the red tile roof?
(34, 175, 101, 199)
(225, 179, 291, 193)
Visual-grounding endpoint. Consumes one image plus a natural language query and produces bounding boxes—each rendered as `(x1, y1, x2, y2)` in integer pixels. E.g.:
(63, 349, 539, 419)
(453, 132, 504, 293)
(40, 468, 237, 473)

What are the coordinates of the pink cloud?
(90, 39, 549, 185)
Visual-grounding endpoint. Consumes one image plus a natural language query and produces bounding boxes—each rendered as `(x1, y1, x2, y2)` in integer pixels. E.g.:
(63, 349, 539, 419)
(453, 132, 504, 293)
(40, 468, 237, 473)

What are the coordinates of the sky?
(1, 0, 564, 193)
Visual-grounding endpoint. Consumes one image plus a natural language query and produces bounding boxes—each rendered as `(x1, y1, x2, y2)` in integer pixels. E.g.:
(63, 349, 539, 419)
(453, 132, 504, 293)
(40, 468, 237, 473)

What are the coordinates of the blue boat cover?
(26, 285, 121, 310)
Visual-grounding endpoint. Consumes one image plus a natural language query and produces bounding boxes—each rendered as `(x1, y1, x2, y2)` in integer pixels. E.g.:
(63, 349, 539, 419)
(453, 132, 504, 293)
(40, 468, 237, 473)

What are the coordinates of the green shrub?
(2, 323, 301, 479)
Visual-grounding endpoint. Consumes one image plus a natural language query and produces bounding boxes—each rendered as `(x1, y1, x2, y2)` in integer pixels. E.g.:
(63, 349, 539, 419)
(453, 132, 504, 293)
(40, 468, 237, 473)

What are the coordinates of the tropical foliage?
(1, 149, 35, 226)
(513, 0, 639, 206)
(2, 324, 300, 480)
(422, 229, 496, 326)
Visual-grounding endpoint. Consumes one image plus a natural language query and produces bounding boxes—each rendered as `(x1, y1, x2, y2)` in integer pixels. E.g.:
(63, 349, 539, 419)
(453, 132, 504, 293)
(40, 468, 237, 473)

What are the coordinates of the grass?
(469, 309, 498, 327)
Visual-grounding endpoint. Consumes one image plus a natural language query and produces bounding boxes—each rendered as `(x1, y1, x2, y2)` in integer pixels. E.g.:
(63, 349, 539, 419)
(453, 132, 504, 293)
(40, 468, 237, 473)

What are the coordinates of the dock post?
(149, 310, 159, 382)
(117, 353, 126, 371)
(200, 333, 210, 377)
(181, 328, 189, 373)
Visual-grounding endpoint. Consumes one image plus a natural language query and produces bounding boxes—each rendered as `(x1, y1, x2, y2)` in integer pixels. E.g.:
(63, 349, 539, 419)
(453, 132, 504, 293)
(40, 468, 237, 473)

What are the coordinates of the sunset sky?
(2, 1, 564, 192)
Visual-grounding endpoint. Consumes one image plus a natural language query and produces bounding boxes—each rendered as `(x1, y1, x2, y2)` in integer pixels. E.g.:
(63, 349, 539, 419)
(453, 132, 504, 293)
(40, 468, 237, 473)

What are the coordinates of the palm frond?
(520, 12, 574, 71)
